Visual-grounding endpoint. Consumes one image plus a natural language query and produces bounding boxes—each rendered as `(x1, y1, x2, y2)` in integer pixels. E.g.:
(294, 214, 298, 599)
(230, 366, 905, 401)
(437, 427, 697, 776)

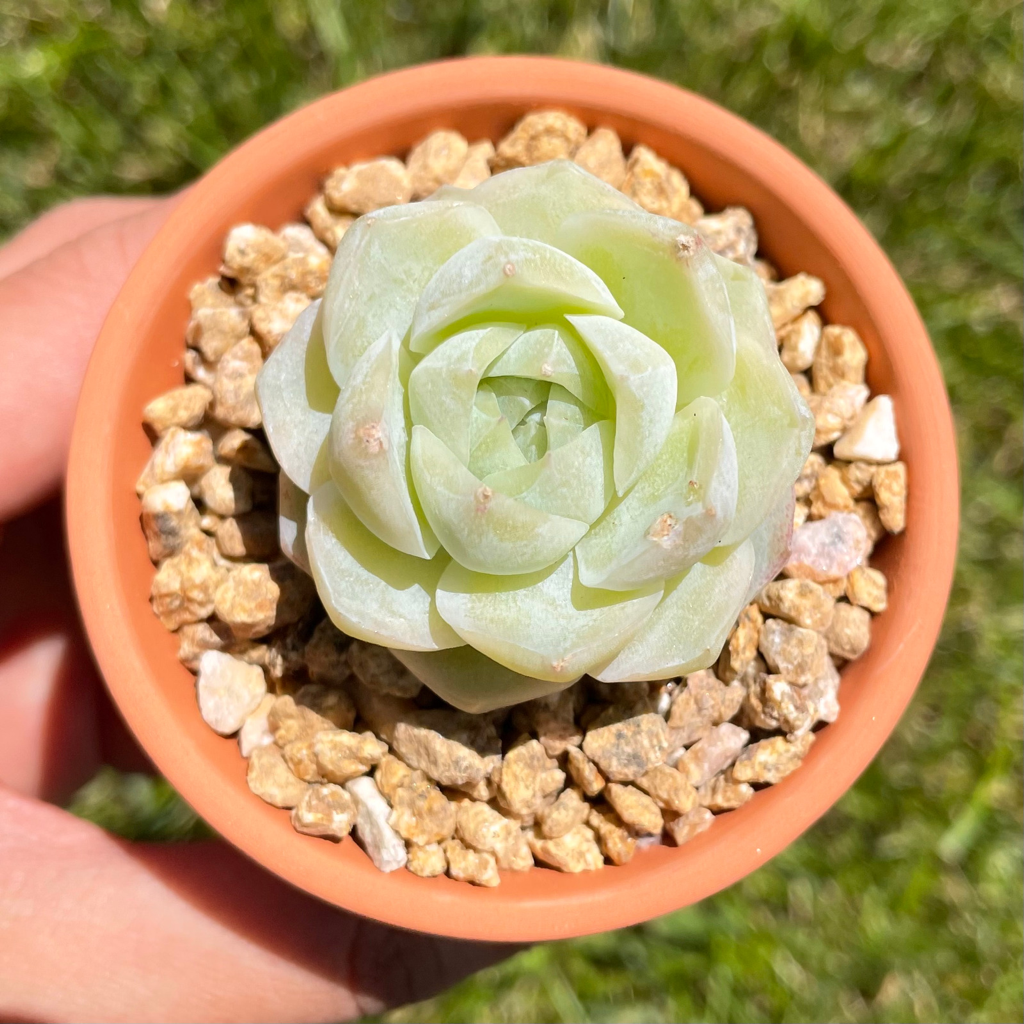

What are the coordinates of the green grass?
(4, 1, 1020, 1020)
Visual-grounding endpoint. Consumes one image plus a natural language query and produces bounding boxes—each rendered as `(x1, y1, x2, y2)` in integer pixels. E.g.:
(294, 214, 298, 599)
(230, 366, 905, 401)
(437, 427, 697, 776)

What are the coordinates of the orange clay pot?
(66, 57, 959, 942)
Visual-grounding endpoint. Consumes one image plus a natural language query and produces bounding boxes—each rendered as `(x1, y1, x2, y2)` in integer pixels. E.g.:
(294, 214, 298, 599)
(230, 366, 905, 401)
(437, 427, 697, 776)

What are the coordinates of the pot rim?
(66, 55, 959, 941)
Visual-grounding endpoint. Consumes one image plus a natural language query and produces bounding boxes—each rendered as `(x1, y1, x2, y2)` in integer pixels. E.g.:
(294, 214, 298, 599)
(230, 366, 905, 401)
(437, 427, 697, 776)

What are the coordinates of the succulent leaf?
(567, 314, 677, 494)
(575, 397, 737, 590)
(544, 385, 594, 449)
(408, 236, 623, 353)
(256, 301, 336, 493)
(407, 324, 523, 464)
(596, 538, 756, 682)
(305, 483, 463, 651)
(485, 420, 615, 524)
(328, 331, 439, 559)
(715, 259, 814, 545)
(278, 474, 311, 573)
(435, 554, 662, 682)
(321, 200, 501, 386)
(394, 646, 570, 713)
(558, 208, 736, 407)
(451, 159, 640, 245)
(410, 425, 588, 575)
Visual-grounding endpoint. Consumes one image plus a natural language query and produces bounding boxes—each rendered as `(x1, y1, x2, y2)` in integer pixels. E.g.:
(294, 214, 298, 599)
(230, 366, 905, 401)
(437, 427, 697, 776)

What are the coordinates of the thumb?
(0, 198, 181, 521)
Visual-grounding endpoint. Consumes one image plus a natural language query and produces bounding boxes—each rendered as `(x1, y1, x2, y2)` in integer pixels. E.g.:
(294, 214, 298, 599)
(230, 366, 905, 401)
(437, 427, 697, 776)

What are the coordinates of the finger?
(0, 197, 162, 282)
(0, 790, 518, 1024)
(0, 198, 181, 521)
(0, 498, 150, 803)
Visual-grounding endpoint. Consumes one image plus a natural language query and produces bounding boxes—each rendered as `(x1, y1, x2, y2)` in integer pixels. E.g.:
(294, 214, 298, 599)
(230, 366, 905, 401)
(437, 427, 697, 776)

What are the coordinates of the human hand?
(0, 199, 516, 1023)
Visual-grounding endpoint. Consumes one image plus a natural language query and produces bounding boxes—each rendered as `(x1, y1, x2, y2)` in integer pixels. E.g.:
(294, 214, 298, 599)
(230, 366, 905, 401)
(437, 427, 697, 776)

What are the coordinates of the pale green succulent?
(257, 161, 813, 712)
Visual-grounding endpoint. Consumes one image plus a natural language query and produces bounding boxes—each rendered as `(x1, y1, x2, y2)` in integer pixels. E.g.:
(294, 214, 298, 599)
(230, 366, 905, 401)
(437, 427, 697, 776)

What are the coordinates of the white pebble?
(833, 396, 900, 462)
(345, 775, 408, 873)
(196, 650, 267, 736)
(238, 693, 277, 756)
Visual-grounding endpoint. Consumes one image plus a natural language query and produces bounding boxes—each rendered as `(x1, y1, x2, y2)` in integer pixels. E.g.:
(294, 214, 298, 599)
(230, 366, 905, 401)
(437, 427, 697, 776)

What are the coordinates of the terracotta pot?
(66, 56, 958, 942)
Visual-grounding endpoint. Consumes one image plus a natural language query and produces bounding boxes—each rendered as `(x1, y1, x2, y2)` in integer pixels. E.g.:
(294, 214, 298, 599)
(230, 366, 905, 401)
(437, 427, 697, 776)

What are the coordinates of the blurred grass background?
(3, 1, 1021, 1020)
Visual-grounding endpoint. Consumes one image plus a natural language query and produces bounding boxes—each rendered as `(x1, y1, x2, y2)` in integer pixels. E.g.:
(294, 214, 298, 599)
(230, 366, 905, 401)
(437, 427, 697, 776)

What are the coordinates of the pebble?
(348, 640, 422, 698)
(697, 773, 755, 811)
(304, 193, 353, 251)
(794, 452, 827, 499)
(183, 348, 218, 388)
(143, 384, 213, 434)
(389, 773, 457, 846)
(442, 838, 500, 886)
(587, 806, 636, 865)
(812, 324, 868, 393)
(784, 512, 870, 582)
(676, 723, 750, 787)
(211, 338, 263, 428)
(237, 693, 276, 757)
(407, 842, 447, 878)
(718, 604, 764, 683)
(267, 695, 335, 746)
(634, 764, 699, 814)
(758, 618, 831, 686)
(150, 535, 227, 630)
(537, 787, 591, 839)
(196, 650, 267, 736)
(621, 144, 700, 223)
(565, 745, 606, 797)
(455, 800, 533, 870)
(136, 426, 214, 495)
(873, 461, 907, 533)
(834, 396, 900, 463)
(452, 140, 495, 188)
(290, 783, 357, 840)
(407, 129, 470, 198)
(177, 620, 228, 670)
(198, 464, 253, 517)
(304, 618, 352, 686)
(282, 737, 323, 782)
(573, 127, 627, 187)
(247, 744, 308, 808)
(731, 733, 815, 785)
(839, 460, 876, 499)
(345, 776, 408, 873)
(664, 806, 714, 847)
(214, 563, 280, 639)
(215, 511, 278, 559)
(222, 224, 288, 284)
(824, 602, 872, 660)
(853, 500, 886, 548)
(255, 251, 330, 304)
(293, 682, 356, 730)
(803, 657, 841, 726)
(491, 110, 587, 171)
(189, 275, 235, 311)
(776, 310, 822, 373)
(695, 207, 758, 264)
(667, 670, 745, 745)
(766, 273, 826, 330)
(757, 578, 835, 631)
(314, 729, 387, 785)
(374, 753, 414, 801)
(808, 464, 855, 518)
(324, 158, 412, 214)
(390, 720, 492, 788)
(497, 740, 565, 818)
(846, 565, 888, 612)
(604, 783, 663, 835)
(186, 305, 251, 362)
(250, 292, 312, 353)
(515, 687, 582, 757)
(581, 713, 670, 782)
(140, 480, 201, 562)
(741, 674, 813, 736)
(808, 383, 870, 448)
(528, 823, 604, 873)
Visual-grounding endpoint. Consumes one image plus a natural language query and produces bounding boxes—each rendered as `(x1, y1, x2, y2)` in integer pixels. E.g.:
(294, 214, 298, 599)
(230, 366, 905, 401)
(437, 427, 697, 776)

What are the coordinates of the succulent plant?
(257, 161, 813, 712)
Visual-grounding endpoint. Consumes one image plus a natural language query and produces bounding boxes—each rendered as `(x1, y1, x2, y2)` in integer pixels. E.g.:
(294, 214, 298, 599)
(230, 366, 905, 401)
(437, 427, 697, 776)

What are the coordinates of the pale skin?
(0, 198, 516, 1023)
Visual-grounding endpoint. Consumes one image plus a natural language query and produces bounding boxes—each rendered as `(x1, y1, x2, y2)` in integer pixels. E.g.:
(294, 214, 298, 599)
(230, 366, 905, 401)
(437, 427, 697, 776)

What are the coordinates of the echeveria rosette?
(257, 161, 813, 712)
